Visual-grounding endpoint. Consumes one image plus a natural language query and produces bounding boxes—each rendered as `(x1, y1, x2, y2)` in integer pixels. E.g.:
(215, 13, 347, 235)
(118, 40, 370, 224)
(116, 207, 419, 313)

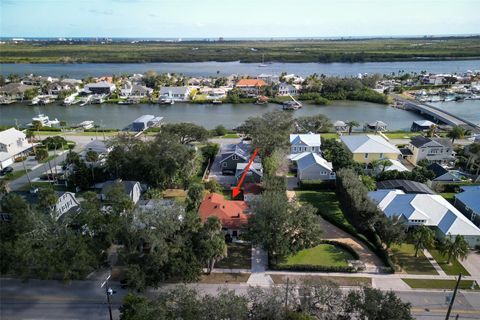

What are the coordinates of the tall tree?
(439, 235, 469, 264)
(295, 114, 333, 133)
(186, 183, 205, 211)
(446, 126, 467, 143)
(346, 120, 360, 135)
(375, 215, 406, 249)
(411, 226, 435, 257)
(161, 123, 209, 145)
(198, 216, 227, 274)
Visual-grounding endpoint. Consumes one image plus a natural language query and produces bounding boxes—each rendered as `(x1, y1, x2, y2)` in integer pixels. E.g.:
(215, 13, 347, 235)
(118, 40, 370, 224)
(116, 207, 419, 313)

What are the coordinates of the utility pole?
(101, 273, 114, 320)
(284, 277, 289, 312)
(22, 158, 32, 189)
(445, 273, 462, 320)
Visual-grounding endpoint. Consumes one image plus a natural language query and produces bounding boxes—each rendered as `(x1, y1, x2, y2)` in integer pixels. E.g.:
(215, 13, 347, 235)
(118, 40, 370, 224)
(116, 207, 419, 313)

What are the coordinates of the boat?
(91, 94, 106, 104)
(118, 97, 140, 105)
(444, 95, 456, 102)
(159, 96, 175, 105)
(454, 96, 465, 102)
(75, 120, 94, 129)
(212, 99, 222, 104)
(30, 114, 60, 127)
(282, 101, 301, 110)
(0, 97, 15, 105)
(258, 53, 268, 67)
(63, 93, 79, 106)
(255, 96, 269, 105)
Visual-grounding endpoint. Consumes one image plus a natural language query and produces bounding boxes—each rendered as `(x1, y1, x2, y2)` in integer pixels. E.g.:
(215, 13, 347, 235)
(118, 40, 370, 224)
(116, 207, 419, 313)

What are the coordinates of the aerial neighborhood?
(1, 67, 480, 319)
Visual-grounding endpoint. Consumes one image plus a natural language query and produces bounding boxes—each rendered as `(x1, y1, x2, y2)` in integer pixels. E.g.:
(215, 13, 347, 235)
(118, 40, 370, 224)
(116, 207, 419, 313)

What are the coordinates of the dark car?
(0, 166, 14, 176)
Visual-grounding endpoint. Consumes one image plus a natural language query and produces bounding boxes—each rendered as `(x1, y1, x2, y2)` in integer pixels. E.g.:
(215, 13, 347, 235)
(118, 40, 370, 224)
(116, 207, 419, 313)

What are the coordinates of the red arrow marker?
(232, 148, 259, 198)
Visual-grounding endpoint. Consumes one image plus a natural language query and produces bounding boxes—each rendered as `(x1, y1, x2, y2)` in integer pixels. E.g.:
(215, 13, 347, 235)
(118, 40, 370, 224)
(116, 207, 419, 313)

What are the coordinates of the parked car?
(0, 167, 14, 176)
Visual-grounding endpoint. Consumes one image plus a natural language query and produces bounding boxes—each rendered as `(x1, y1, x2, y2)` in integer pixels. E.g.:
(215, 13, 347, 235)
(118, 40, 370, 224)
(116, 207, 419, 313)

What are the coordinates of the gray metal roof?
(376, 179, 435, 194)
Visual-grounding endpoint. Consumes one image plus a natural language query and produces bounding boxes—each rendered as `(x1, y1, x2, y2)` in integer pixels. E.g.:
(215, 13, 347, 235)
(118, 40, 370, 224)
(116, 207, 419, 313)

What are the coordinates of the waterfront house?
(45, 81, 75, 96)
(340, 134, 401, 164)
(0, 128, 33, 169)
(290, 152, 335, 182)
(454, 186, 480, 228)
(257, 74, 280, 84)
(235, 79, 267, 96)
(0, 83, 38, 101)
(131, 115, 163, 131)
(21, 75, 56, 86)
(121, 81, 153, 98)
(219, 141, 259, 175)
(81, 140, 113, 166)
(84, 81, 116, 94)
(289, 133, 321, 154)
(277, 83, 299, 96)
(405, 136, 454, 165)
(198, 193, 249, 239)
(54, 192, 80, 221)
(410, 120, 436, 132)
(369, 189, 480, 248)
(235, 162, 263, 184)
(98, 180, 143, 205)
(159, 86, 191, 101)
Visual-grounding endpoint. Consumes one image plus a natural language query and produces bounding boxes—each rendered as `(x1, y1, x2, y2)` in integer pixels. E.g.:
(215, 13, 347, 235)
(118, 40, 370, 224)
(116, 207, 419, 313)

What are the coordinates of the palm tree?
(373, 159, 392, 174)
(346, 120, 359, 135)
(466, 142, 480, 167)
(439, 235, 469, 264)
(447, 126, 468, 143)
(412, 226, 435, 257)
(426, 124, 438, 138)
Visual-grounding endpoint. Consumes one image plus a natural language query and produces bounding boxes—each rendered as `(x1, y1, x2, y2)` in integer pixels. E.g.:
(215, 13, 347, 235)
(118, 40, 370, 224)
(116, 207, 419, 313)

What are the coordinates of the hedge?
(84, 128, 119, 132)
(37, 127, 61, 132)
(297, 180, 336, 190)
(270, 264, 356, 273)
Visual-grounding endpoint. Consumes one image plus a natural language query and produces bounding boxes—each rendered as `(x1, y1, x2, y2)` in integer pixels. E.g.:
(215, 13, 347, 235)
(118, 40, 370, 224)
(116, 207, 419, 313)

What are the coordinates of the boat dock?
(395, 96, 480, 133)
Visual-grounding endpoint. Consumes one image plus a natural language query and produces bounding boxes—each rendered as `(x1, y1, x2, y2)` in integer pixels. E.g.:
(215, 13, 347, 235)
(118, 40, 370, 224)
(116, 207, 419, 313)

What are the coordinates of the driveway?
(460, 251, 480, 284)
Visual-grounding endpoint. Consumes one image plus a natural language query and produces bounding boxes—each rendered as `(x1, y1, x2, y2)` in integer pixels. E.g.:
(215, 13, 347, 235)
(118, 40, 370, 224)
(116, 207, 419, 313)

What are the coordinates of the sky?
(1, 0, 479, 38)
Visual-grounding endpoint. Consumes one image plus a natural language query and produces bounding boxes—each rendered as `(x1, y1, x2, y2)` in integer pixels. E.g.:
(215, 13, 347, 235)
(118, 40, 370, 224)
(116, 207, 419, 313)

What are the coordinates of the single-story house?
(369, 189, 480, 248)
(84, 81, 116, 94)
(340, 134, 401, 164)
(428, 163, 463, 183)
(376, 179, 435, 194)
(411, 120, 436, 132)
(0, 83, 38, 100)
(235, 162, 263, 184)
(405, 136, 454, 165)
(159, 86, 191, 101)
(98, 180, 142, 204)
(291, 152, 335, 181)
(0, 128, 33, 169)
(198, 193, 249, 239)
(290, 133, 321, 154)
(454, 186, 480, 228)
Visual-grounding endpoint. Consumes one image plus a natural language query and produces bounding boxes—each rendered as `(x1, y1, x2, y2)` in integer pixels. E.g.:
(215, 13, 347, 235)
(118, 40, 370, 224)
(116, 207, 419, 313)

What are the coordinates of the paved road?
(2, 278, 479, 320)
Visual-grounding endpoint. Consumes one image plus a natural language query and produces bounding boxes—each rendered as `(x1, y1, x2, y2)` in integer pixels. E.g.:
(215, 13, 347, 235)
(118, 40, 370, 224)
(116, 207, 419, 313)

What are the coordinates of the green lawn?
(390, 244, 438, 275)
(321, 133, 339, 140)
(1, 169, 31, 181)
(402, 279, 480, 290)
(270, 275, 371, 287)
(428, 249, 470, 276)
(295, 190, 356, 234)
(222, 133, 240, 139)
(384, 132, 421, 139)
(279, 244, 354, 268)
(440, 193, 456, 204)
(18, 181, 67, 192)
(216, 243, 252, 269)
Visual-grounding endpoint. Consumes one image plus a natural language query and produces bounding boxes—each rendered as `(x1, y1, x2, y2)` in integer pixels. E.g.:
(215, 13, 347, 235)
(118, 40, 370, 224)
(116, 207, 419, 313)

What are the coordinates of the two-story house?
(219, 141, 260, 175)
(54, 192, 80, 221)
(0, 128, 33, 169)
(340, 134, 401, 164)
(290, 133, 321, 154)
(277, 83, 299, 96)
(235, 79, 267, 97)
(159, 86, 191, 101)
(405, 136, 455, 165)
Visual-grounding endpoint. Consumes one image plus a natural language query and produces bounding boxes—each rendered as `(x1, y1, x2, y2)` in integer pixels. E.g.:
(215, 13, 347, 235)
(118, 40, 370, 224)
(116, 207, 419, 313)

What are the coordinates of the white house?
(159, 86, 191, 101)
(54, 192, 80, 221)
(99, 180, 142, 204)
(369, 189, 480, 248)
(277, 83, 299, 96)
(0, 128, 32, 169)
(291, 152, 335, 181)
(290, 133, 321, 154)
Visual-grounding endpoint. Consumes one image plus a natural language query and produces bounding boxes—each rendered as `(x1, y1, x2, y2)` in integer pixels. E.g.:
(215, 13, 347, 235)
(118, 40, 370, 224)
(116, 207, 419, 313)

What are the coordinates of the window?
(364, 153, 369, 159)
(293, 147, 297, 152)
(379, 153, 384, 159)
(222, 162, 227, 167)
(232, 155, 239, 160)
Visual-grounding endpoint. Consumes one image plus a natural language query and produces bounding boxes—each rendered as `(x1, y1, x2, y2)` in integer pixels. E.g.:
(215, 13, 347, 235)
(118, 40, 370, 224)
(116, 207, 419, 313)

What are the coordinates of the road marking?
(411, 308, 480, 315)
(1, 295, 103, 303)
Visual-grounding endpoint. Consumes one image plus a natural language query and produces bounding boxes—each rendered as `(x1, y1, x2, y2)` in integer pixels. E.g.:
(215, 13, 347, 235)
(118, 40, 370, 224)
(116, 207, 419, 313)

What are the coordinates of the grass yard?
(295, 190, 356, 234)
(384, 132, 421, 139)
(321, 133, 339, 140)
(162, 189, 187, 201)
(428, 249, 470, 276)
(216, 243, 251, 269)
(1, 169, 31, 181)
(198, 273, 250, 284)
(402, 279, 480, 290)
(390, 244, 438, 275)
(17, 181, 67, 192)
(440, 193, 456, 204)
(279, 244, 354, 268)
(222, 133, 240, 139)
(270, 275, 371, 287)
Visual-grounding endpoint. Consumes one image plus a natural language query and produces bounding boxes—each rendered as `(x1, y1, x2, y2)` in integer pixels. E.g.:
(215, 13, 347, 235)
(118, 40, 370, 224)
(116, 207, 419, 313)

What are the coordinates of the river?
(1, 60, 480, 78)
(0, 100, 425, 130)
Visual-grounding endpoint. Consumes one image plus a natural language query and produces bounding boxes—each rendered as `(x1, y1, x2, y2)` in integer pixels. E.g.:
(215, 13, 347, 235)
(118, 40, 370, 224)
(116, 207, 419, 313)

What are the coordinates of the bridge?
(395, 96, 480, 133)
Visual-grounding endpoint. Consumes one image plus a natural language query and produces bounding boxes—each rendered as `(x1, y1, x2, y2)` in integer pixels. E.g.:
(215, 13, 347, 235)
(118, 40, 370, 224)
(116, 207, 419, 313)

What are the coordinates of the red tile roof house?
(198, 193, 249, 239)
(235, 79, 267, 97)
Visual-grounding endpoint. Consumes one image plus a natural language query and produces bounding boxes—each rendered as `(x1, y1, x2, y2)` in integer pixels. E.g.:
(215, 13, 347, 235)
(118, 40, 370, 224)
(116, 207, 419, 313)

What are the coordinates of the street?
(1, 278, 480, 320)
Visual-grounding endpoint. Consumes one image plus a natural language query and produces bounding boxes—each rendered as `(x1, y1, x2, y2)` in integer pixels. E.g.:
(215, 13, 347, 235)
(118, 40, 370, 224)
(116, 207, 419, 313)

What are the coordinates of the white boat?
(77, 120, 94, 129)
(258, 53, 268, 67)
(63, 93, 79, 106)
(159, 96, 175, 105)
(30, 114, 60, 127)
